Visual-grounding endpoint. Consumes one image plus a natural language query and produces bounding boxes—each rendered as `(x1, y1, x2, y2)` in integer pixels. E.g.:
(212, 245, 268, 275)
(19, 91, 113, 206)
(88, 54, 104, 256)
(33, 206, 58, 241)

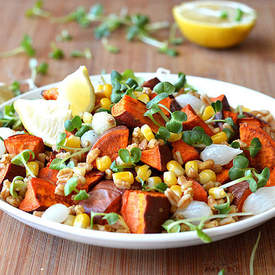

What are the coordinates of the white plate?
(0, 72, 274, 249)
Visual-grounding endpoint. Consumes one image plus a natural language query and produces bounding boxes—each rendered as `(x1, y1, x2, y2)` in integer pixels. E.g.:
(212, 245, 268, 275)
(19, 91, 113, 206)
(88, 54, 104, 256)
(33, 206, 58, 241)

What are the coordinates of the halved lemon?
(173, 1, 257, 48)
(57, 66, 95, 116)
(14, 99, 71, 146)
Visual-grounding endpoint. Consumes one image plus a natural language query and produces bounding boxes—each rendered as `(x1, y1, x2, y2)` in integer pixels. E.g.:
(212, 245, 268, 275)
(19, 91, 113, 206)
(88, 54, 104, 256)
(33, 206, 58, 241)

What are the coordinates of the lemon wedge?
(14, 99, 71, 146)
(173, 1, 257, 48)
(57, 66, 95, 116)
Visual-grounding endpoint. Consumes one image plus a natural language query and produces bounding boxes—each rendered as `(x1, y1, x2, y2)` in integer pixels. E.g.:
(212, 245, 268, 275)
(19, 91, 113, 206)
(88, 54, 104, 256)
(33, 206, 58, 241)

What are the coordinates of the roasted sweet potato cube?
(210, 94, 230, 111)
(266, 167, 275, 187)
(0, 163, 25, 189)
(121, 190, 170, 233)
(41, 87, 58, 100)
(4, 134, 44, 158)
(19, 178, 71, 212)
(111, 95, 164, 133)
(79, 180, 122, 214)
(91, 126, 129, 161)
(140, 145, 172, 171)
(38, 167, 58, 185)
(192, 181, 207, 202)
(181, 104, 214, 136)
(216, 169, 230, 184)
(172, 140, 199, 164)
(142, 77, 160, 89)
(238, 117, 262, 128)
(223, 110, 238, 124)
(240, 124, 275, 169)
(78, 170, 104, 191)
(228, 181, 251, 211)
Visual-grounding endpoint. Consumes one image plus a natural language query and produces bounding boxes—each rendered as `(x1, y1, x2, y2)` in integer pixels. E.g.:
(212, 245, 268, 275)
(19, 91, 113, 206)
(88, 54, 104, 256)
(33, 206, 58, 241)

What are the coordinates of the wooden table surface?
(0, 0, 274, 274)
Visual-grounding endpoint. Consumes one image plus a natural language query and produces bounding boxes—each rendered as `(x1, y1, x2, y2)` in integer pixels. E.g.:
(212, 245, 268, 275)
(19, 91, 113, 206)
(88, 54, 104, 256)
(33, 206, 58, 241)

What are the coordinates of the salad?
(0, 66, 275, 242)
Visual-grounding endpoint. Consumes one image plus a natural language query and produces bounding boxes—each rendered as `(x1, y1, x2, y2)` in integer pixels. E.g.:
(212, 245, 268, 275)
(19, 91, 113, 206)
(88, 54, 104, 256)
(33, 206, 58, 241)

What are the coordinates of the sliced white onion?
(81, 130, 98, 147)
(242, 187, 275, 215)
(200, 144, 243, 165)
(41, 204, 69, 223)
(175, 94, 204, 114)
(174, 201, 212, 225)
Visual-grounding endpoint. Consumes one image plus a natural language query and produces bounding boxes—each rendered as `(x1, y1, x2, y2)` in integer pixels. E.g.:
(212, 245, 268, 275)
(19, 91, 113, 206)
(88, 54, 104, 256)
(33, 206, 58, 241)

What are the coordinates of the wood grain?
(0, 0, 274, 274)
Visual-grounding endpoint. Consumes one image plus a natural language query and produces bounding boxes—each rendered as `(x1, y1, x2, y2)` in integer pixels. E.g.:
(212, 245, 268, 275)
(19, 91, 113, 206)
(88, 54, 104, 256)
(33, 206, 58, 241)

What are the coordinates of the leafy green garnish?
(235, 8, 244, 22)
(250, 232, 261, 275)
(64, 116, 82, 132)
(110, 160, 124, 173)
(25, 0, 51, 18)
(11, 149, 36, 178)
(211, 100, 222, 114)
(90, 211, 120, 228)
(9, 176, 26, 198)
(102, 38, 120, 54)
(49, 43, 64, 59)
(64, 176, 89, 200)
(174, 72, 186, 92)
(153, 82, 175, 95)
(9, 81, 21, 96)
(214, 195, 231, 214)
(249, 138, 261, 157)
(70, 49, 92, 59)
(155, 126, 171, 141)
(118, 147, 141, 166)
(0, 103, 22, 129)
(142, 181, 168, 193)
(182, 126, 213, 146)
(0, 34, 35, 58)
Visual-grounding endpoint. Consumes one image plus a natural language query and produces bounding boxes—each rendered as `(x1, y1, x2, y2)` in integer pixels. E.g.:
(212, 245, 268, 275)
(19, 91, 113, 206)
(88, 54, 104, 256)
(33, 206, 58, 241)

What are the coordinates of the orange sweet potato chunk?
(181, 104, 214, 136)
(91, 126, 129, 161)
(238, 117, 262, 128)
(41, 87, 58, 100)
(0, 164, 25, 189)
(4, 134, 44, 158)
(172, 140, 199, 164)
(79, 170, 104, 192)
(216, 169, 230, 184)
(192, 181, 207, 202)
(111, 95, 164, 133)
(240, 124, 275, 169)
(19, 178, 71, 212)
(140, 145, 172, 171)
(121, 190, 170, 233)
(38, 167, 58, 185)
(228, 181, 251, 211)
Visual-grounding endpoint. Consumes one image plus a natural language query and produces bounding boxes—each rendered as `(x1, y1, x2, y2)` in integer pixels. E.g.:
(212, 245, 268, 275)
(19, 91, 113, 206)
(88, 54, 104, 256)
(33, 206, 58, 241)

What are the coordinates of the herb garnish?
(49, 43, 64, 59)
(64, 176, 89, 200)
(0, 103, 22, 129)
(70, 48, 92, 59)
(118, 147, 141, 166)
(182, 126, 213, 147)
(25, 0, 51, 18)
(9, 176, 26, 198)
(90, 211, 120, 228)
(250, 232, 261, 275)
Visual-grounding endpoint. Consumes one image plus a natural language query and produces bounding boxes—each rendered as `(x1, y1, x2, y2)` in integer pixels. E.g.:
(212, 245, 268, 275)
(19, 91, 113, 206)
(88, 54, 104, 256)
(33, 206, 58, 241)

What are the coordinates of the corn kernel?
(167, 160, 184, 177)
(26, 161, 39, 177)
(113, 171, 134, 185)
(96, 155, 112, 172)
(73, 213, 90, 228)
(100, 97, 112, 109)
(137, 93, 150, 104)
(185, 161, 199, 178)
(65, 135, 81, 149)
(136, 165, 152, 183)
(63, 215, 76, 226)
(167, 132, 182, 142)
(211, 131, 228, 144)
(163, 171, 178, 187)
(209, 187, 226, 199)
(147, 176, 162, 188)
(96, 84, 104, 93)
(103, 84, 112, 97)
(199, 169, 216, 184)
(170, 185, 183, 197)
(140, 124, 154, 141)
(202, 106, 215, 121)
(83, 112, 93, 124)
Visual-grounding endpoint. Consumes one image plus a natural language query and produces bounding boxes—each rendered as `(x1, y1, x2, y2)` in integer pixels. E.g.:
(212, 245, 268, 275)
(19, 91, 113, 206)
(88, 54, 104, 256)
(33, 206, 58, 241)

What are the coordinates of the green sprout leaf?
(153, 82, 175, 95)
(110, 160, 124, 172)
(166, 120, 182, 134)
(9, 176, 25, 198)
(118, 149, 131, 164)
(73, 189, 89, 201)
(249, 138, 262, 158)
(102, 213, 120, 225)
(174, 72, 186, 92)
(250, 232, 261, 275)
(130, 147, 141, 163)
(70, 48, 92, 59)
(56, 132, 67, 149)
(9, 81, 21, 96)
(214, 195, 231, 214)
(49, 158, 66, 170)
(64, 177, 78, 196)
(211, 100, 222, 114)
(155, 126, 171, 141)
(146, 93, 169, 109)
(171, 111, 187, 122)
(25, 0, 51, 18)
(49, 43, 64, 59)
(182, 126, 213, 146)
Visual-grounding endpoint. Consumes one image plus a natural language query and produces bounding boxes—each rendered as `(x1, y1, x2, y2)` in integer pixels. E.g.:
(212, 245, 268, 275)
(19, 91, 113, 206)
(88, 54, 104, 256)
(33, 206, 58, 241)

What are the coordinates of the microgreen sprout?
(9, 81, 21, 96)
(25, 0, 51, 18)
(70, 48, 92, 59)
(235, 8, 244, 22)
(250, 232, 261, 275)
(162, 212, 252, 243)
(249, 138, 262, 157)
(11, 149, 36, 178)
(118, 147, 142, 166)
(29, 58, 49, 86)
(49, 43, 64, 59)
(168, 23, 184, 45)
(214, 194, 231, 214)
(9, 176, 26, 198)
(141, 179, 168, 193)
(236, 105, 246, 119)
(56, 30, 72, 42)
(174, 73, 186, 92)
(0, 103, 22, 129)
(0, 35, 35, 58)
(64, 176, 89, 201)
(153, 82, 175, 95)
(102, 38, 120, 54)
(182, 126, 213, 147)
(110, 161, 124, 173)
(64, 116, 82, 133)
(90, 211, 120, 228)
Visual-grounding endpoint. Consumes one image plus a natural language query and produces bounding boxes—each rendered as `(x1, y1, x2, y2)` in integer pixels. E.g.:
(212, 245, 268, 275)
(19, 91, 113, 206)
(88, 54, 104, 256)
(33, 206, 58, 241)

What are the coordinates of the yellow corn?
(140, 124, 155, 141)
(96, 155, 112, 172)
(147, 176, 162, 188)
(136, 165, 152, 183)
(65, 135, 81, 148)
(202, 105, 215, 121)
(167, 160, 184, 177)
(185, 161, 199, 177)
(170, 185, 183, 197)
(167, 132, 182, 142)
(209, 187, 226, 199)
(103, 84, 112, 98)
(199, 169, 216, 184)
(113, 171, 134, 185)
(73, 213, 90, 228)
(96, 84, 104, 93)
(100, 97, 112, 109)
(163, 171, 178, 187)
(137, 93, 150, 104)
(26, 161, 39, 177)
(63, 215, 76, 226)
(82, 112, 93, 124)
(211, 131, 228, 144)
